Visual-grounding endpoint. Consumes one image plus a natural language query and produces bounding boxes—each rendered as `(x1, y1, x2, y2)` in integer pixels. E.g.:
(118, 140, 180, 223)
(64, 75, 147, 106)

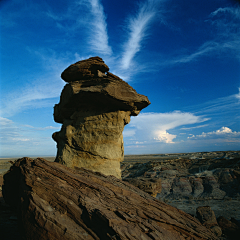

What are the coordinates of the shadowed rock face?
(53, 57, 150, 178)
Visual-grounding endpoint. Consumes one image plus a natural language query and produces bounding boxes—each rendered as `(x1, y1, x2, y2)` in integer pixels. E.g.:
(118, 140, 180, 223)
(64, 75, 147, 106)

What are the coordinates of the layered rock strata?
(3, 158, 218, 240)
(53, 57, 150, 178)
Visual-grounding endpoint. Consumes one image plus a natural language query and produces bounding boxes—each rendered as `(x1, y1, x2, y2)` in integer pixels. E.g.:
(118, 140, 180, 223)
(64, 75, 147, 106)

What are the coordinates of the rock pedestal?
(53, 57, 150, 178)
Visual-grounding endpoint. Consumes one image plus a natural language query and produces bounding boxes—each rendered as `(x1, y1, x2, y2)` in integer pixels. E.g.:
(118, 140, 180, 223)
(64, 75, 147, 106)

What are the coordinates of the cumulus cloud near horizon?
(188, 126, 240, 141)
(123, 111, 209, 144)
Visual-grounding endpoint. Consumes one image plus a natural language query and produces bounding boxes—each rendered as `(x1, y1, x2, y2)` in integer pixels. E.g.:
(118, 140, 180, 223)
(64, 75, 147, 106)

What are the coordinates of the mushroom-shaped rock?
(53, 57, 150, 178)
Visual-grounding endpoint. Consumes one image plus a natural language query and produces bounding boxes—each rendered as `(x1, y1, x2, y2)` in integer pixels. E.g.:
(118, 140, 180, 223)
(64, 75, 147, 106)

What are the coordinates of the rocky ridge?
(2, 157, 218, 240)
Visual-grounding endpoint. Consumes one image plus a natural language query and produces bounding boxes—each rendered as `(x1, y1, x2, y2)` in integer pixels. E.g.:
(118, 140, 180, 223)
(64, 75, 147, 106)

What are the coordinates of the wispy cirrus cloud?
(0, 84, 56, 117)
(0, 0, 112, 118)
(210, 7, 240, 20)
(0, 52, 67, 117)
(168, 38, 240, 65)
(86, 0, 112, 55)
(120, 0, 165, 70)
(179, 88, 240, 131)
(180, 124, 209, 131)
(45, 0, 112, 55)
(170, 5, 240, 65)
(191, 88, 240, 117)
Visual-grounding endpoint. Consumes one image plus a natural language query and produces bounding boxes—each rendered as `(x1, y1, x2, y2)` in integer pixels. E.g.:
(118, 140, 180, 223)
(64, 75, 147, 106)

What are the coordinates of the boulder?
(196, 206, 218, 227)
(3, 157, 218, 240)
(53, 57, 150, 178)
(196, 206, 223, 237)
(0, 174, 22, 240)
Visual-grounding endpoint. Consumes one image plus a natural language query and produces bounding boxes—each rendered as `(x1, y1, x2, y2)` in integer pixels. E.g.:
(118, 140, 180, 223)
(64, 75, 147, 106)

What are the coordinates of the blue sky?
(0, 0, 240, 157)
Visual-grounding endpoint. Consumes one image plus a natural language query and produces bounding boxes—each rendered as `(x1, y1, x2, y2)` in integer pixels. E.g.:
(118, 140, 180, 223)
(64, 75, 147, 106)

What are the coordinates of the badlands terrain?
(1, 150, 240, 219)
(122, 151, 240, 220)
(0, 150, 240, 239)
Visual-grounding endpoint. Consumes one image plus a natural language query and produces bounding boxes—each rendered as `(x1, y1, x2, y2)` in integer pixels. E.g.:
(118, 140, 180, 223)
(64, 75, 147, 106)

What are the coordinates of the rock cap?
(54, 57, 151, 123)
(61, 56, 109, 82)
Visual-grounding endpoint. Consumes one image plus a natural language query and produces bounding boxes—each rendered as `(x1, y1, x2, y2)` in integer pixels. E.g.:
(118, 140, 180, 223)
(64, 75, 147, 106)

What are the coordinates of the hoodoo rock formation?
(3, 158, 218, 240)
(52, 57, 150, 178)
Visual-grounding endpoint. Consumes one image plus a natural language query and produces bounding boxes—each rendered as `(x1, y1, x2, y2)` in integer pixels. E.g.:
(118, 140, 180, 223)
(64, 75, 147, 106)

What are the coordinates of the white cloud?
(188, 127, 240, 140)
(216, 127, 232, 134)
(120, 0, 164, 70)
(11, 138, 31, 142)
(154, 130, 176, 143)
(0, 117, 14, 126)
(45, 0, 112, 55)
(85, 0, 112, 55)
(23, 125, 60, 131)
(236, 88, 240, 100)
(210, 7, 240, 19)
(164, 5, 240, 65)
(0, 78, 62, 117)
(192, 88, 240, 118)
(0, 117, 19, 140)
(170, 39, 240, 65)
(0, 49, 72, 117)
(123, 129, 136, 137)
(181, 124, 209, 130)
(124, 111, 208, 144)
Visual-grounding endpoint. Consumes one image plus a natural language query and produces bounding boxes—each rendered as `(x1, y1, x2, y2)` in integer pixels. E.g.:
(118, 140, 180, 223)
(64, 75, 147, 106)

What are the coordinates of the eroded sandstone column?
(53, 57, 150, 178)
